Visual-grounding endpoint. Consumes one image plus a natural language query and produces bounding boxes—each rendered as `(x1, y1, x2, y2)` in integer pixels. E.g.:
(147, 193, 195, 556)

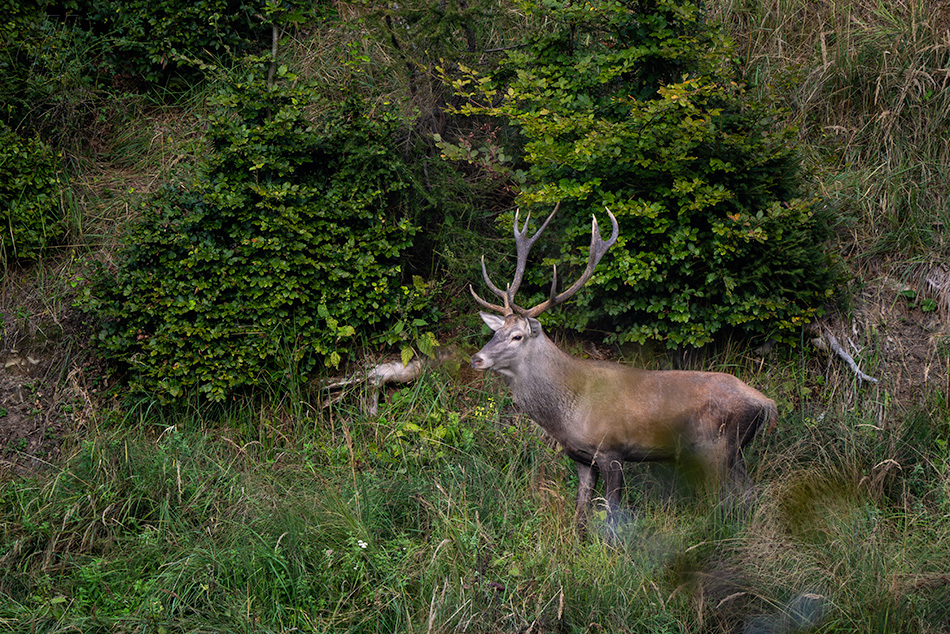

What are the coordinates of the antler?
(521, 207, 618, 318)
(469, 202, 560, 314)
(470, 204, 619, 319)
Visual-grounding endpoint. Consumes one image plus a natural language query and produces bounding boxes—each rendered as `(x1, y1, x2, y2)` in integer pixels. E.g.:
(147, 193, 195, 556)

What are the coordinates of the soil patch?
(0, 309, 99, 476)
(0, 345, 72, 474)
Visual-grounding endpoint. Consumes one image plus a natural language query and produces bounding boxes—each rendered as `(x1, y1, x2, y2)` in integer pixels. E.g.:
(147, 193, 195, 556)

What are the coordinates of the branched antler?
(470, 203, 619, 318)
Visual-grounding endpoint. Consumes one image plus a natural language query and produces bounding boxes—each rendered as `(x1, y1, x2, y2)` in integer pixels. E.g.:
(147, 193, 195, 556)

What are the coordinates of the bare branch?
(322, 349, 459, 415)
(811, 329, 879, 385)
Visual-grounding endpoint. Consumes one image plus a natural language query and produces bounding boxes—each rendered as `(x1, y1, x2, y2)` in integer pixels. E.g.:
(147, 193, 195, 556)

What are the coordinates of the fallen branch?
(810, 328, 879, 385)
(322, 349, 459, 415)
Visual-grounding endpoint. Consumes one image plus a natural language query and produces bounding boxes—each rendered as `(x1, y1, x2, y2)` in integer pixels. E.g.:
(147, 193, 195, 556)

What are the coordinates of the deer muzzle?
(470, 351, 490, 371)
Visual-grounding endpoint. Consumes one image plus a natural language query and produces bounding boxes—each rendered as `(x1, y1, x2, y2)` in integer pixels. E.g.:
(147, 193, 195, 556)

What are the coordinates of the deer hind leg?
(728, 452, 753, 491)
(574, 460, 599, 535)
(724, 407, 766, 494)
(702, 441, 757, 509)
(726, 452, 759, 506)
(695, 440, 735, 496)
(598, 455, 627, 536)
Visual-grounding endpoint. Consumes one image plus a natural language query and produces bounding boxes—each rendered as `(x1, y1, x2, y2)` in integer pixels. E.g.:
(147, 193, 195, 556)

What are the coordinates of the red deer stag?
(470, 204, 776, 534)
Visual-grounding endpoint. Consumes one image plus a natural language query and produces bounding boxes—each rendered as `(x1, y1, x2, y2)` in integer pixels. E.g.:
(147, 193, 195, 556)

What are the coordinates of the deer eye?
(511, 334, 523, 342)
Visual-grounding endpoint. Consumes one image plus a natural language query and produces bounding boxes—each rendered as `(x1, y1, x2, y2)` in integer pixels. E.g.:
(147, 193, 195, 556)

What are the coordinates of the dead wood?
(322, 348, 460, 415)
(810, 327, 879, 385)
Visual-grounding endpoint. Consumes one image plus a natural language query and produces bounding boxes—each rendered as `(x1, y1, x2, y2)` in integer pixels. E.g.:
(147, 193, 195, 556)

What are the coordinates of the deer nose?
(470, 353, 486, 370)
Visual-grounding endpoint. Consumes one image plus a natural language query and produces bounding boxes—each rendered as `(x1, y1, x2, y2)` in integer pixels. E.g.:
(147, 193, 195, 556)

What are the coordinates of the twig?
(267, 23, 280, 89)
(811, 329, 879, 385)
(482, 43, 527, 53)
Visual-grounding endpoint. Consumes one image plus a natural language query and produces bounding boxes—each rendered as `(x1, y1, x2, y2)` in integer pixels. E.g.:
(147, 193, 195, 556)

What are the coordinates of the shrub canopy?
(85, 73, 437, 400)
(452, 0, 838, 346)
(0, 121, 65, 267)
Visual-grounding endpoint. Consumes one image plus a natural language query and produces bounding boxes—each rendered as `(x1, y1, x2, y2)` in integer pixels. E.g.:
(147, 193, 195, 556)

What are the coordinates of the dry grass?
(713, 0, 950, 268)
(708, 0, 950, 418)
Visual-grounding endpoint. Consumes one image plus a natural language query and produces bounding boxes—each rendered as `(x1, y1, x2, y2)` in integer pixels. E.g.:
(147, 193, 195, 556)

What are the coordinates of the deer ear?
(526, 317, 543, 338)
(479, 312, 506, 332)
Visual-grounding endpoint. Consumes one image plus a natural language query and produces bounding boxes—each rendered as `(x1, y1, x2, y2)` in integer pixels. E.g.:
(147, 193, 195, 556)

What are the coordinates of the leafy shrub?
(451, 0, 838, 347)
(4, 0, 320, 93)
(2, 23, 117, 161)
(64, 0, 280, 85)
(0, 1, 45, 125)
(104, 0, 261, 84)
(0, 121, 65, 265)
(0, 3, 133, 160)
(83, 70, 438, 400)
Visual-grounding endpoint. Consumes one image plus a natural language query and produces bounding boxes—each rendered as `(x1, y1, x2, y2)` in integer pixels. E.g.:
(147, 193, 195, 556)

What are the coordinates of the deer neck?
(505, 333, 577, 431)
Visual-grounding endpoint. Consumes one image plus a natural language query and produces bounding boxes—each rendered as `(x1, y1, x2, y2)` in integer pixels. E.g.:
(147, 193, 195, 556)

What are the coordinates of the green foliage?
(0, 121, 65, 266)
(375, 383, 479, 465)
(3, 368, 950, 632)
(0, 0, 323, 127)
(0, 2, 139, 173)
(0, 0, 43, 45)
(61, 0, 320, 85)
(358, 0, 525, 85)
(83, 70, 438, 401)
(450, 0, 838, 347)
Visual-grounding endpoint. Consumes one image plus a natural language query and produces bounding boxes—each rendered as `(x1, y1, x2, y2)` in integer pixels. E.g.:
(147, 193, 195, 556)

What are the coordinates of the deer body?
(470, 206, 775, 533)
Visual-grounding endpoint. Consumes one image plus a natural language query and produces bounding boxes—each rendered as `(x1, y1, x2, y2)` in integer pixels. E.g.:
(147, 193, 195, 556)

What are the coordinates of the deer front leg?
(574, 460, 599, 535)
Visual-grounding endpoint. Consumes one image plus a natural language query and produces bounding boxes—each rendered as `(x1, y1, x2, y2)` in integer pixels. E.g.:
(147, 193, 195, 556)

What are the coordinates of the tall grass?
(713, 0, 950, 271)
(2, 365, 949, 632)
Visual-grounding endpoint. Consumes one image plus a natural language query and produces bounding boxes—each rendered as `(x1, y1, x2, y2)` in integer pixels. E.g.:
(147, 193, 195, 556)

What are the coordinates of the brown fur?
(472, 312, 776, 534)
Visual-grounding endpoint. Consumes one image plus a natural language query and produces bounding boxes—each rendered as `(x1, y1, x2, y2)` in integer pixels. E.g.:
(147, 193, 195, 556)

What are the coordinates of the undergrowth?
(2, 0, 950, 633)
(1, 368, 948, 632)
(712, 0, 950, 273)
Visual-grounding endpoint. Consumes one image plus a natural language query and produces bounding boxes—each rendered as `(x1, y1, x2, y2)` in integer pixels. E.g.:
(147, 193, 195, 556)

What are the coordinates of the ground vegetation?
(1, 0, 949, 632)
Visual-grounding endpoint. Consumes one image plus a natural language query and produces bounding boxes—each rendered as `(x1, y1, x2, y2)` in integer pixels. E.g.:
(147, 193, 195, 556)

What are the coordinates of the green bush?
(0, 121, 65, 265)
(66, 0, 288, 85)
(83, 70, 438, 400)
(3, 0, 321, 95)
(451, 0, 838, 347)
(0, 3, 128, 157)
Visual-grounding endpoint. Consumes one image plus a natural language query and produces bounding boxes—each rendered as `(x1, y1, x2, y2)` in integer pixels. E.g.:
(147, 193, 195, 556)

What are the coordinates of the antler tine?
(522, 207, 619, 319)
(505, 202, 560, 309)
(589, 207, 620, 262)
(469, 284, 508, 314)
(479, 255, 510, 302)
(469, 255, 512, 314)
(546, 263, 559, 304)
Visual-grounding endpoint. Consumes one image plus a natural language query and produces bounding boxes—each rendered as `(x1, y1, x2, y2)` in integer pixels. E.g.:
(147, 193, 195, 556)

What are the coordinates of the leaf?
(417, 331, 438, 358)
